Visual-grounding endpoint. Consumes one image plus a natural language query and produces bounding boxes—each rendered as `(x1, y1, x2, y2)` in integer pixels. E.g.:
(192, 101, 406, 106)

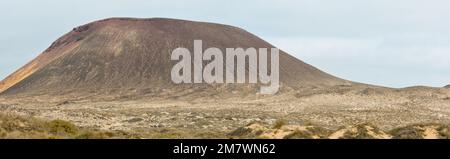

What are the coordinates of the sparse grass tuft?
(390, 125, 424, 139)
(48, 119, 79, 135)
(283, 130, 314, 139)
(272, 119, 287, 129)
(229, 127, 252, 137)
(340, 123, 384, 139)
(306, 126, 331, 138)
(390, 123, 450, 139)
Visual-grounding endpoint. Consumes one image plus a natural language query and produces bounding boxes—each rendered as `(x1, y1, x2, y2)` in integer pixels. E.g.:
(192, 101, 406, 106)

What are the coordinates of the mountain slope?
(0, 18, 346, 96)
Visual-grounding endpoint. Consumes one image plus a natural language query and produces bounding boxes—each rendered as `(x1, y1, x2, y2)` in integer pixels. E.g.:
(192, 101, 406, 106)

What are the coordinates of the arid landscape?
(1, 84, 450, 139)
(1, 18, 450, 139)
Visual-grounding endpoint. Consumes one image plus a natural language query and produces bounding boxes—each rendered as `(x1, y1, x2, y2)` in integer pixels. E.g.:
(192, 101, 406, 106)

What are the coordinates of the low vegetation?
(390, 124, 450, 139)
(272, 119, 288, 129)
(2, 112, 450, 139)
(0, 112, 227, 139)
(230, 120, 450, 139)
(0, 112, 134, 139)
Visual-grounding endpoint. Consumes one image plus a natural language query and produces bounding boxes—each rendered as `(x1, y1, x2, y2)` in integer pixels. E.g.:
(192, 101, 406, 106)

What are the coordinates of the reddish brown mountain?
(0, 18, 346, 96)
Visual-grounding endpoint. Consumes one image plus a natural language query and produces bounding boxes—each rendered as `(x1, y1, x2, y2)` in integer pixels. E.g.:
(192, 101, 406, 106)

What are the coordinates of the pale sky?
(1, 0, 449, 88)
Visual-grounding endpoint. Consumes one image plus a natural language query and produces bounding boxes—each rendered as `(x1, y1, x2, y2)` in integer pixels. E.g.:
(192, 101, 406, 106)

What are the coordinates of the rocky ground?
(1, 85, 450, 139)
